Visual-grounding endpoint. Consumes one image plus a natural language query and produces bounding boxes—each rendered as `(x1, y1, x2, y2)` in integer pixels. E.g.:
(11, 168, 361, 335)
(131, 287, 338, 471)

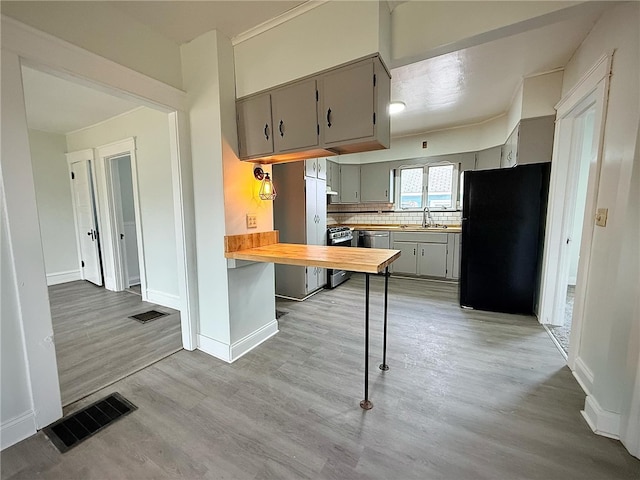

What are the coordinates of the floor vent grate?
(129, 309, 168, 323)
(44, 392, 137, 453)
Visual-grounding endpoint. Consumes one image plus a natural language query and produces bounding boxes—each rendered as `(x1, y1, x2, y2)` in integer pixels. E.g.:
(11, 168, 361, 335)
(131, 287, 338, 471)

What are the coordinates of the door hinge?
(373, 74, 377, 87)
(316, 90, 319, 101)
(317, 124, 320, 135)
(373, 112, 376, 125)
(81, 260, 85, 268)
(71, 171, 75, 180)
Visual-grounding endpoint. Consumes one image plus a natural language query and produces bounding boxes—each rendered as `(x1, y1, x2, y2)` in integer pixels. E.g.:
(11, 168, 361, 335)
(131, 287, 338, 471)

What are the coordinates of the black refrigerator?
(459, 163, 550, 315)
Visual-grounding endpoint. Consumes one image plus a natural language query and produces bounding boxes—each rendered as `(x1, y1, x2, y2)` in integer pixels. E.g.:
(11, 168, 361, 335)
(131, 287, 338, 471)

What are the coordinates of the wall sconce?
(253, 166, 277, 200)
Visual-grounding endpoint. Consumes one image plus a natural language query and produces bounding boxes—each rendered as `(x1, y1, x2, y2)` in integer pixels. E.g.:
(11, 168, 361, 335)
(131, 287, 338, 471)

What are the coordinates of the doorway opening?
(547, 104, 595, 353)
(109, 154, 141, 291)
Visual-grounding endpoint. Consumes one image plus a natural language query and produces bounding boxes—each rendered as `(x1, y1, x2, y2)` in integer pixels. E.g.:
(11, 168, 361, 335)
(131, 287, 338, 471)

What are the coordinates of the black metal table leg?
(360, 273, 373, 410)
(379, 267, 390, 371)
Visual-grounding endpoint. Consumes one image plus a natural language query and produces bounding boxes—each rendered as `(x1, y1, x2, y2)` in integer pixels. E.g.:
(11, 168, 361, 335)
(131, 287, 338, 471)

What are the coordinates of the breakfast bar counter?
(225, 231, 401, 410)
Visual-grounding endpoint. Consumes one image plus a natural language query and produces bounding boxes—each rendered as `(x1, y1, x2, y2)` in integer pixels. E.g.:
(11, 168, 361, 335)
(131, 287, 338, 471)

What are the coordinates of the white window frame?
(395, 162, 460, 211)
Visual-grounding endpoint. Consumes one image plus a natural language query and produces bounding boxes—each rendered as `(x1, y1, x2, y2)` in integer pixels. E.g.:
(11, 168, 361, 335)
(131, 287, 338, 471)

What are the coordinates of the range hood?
(326, 185, 338, 196)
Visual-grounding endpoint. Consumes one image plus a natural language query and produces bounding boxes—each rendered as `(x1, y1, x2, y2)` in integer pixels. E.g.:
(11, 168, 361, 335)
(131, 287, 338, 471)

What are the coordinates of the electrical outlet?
(595, 208, 608, 227)
(246, 214, 257, 229)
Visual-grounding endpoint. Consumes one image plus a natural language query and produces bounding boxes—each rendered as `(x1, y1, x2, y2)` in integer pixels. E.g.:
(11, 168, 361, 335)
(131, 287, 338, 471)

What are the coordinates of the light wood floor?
(3, 276, 638, 479)
(48, 281, 183, 406)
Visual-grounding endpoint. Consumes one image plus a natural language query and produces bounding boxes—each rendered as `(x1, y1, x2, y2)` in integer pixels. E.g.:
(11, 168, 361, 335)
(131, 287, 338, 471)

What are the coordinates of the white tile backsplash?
(327, 208, 461, 226)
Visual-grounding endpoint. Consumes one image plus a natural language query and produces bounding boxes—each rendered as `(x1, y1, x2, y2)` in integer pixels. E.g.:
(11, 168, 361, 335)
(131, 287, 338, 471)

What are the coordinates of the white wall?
(521, 71, 564, 119)
(180, 30, 231, 349)
(561, 2, 640, 453)
(339, 114, 507, 165)
(1, 194, 36, 449)
(28, 129, 79, 283)
(1, 3, 183, 89)
(66, 108, 179, 300)
(234, 1, 386, 97)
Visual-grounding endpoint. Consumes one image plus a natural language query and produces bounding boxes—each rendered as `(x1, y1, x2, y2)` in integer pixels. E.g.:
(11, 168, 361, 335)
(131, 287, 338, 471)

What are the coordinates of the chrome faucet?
(422, 206, 434, 228)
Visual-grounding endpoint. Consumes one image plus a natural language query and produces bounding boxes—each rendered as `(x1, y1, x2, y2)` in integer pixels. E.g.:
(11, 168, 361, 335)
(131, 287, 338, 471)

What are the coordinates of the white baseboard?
(197, 320, 279, 364)
(146, 289, 180, 310)
(230, 320, 279, 362)
(573, 356, 594, 394)
(582, 395, 621, 440)
(46, 269, 81, 286)
(197, 334, 231, 363)
(1, 411, 36, 451)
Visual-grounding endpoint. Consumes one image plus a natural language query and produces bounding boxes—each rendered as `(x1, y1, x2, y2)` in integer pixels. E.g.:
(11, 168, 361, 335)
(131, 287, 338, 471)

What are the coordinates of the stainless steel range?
(327, 226, 353, 288)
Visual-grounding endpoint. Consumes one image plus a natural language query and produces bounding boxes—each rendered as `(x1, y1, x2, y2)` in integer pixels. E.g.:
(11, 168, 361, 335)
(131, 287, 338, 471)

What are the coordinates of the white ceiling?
(22, 66, 140, 134)
(389, 9, 603, 136)
(20, 1, 607, 138)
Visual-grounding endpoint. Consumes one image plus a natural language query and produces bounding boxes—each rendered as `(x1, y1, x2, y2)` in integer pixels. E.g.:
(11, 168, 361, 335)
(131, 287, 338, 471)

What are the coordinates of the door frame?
(95, 138, 148, 297)
(538, 53, 612, 369)
(1, 16, 198, 434)
(66, 149, 104, 285)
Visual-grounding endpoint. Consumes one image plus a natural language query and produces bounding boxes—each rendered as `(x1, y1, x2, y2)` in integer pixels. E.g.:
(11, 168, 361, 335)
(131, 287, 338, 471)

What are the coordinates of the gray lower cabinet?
(339, 164, 360, 203)
(360, 162, 393, 202)
(237, 93, 273, 159)
(391, 242, 418, 274)
(391, 232, 457, 279)
(273, 161, 326, 299)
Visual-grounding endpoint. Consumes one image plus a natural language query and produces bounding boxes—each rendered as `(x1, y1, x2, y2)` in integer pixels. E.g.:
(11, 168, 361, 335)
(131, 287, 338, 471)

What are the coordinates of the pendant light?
(253, 166, 277, 200)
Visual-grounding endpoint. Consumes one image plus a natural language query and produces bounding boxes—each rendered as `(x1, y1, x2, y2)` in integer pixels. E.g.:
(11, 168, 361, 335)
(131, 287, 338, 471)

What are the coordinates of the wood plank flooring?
(48, 281, 182, 406)
(3, 276, 638, 479)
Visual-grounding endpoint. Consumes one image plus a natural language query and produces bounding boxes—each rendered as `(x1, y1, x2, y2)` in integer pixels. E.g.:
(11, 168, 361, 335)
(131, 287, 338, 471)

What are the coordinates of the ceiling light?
(389, 101, 406, 114)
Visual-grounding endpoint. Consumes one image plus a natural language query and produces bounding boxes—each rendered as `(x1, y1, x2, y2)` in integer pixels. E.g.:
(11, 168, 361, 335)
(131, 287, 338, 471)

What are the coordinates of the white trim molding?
(1, 411, 36, 451)
(46, 269, 81, 286)
(146, 289, 181, 310)
(573, 356, 595, 394)
(582, 395, 621, 440)
(230, 321, 279, 362)
(197, 320, 279, 364)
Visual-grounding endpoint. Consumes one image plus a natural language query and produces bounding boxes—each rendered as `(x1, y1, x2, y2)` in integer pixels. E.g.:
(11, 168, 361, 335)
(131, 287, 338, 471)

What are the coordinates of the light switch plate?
(246, 214, 257, 229)
(595, 208, 608, 227)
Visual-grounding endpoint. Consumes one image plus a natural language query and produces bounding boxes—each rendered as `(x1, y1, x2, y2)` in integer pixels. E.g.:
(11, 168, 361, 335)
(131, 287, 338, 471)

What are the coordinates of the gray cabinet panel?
(321, 60, 374, 145)
(360, 162, 392, 202)
(517, 116, 555, 165)
(272, 79, 319, 153)
(327, 160, 341, 203)
(237, 93, 273, 159)
(391, 242, 417, 275)
(418, 243, 447, 277)
(339, 164, 360, 203)
(475, 146, 502, 170)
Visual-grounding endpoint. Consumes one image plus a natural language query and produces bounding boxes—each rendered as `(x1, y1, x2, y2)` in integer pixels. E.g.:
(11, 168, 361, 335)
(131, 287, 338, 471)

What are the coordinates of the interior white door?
(70, 160, 102, 286)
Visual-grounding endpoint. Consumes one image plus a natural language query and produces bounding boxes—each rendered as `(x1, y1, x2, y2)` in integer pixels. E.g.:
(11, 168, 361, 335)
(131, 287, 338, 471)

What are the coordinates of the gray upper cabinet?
(272, 79, 319, 153)
(320, 56, 390, 154)
(237, 93, 274, 159)
(236, 54, 390, 164)
(327, 160, 341, 203)
(475, 146, 502, 170)
(339, 164, 360, 203)
(360, 162, 392, 202)
(305, 157, 326, 180)
(501, 115, 555, 168)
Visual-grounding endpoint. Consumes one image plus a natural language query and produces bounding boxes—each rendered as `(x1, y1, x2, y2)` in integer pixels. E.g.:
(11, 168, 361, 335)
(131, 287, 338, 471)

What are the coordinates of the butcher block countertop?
(341, 224, 462, 233)
(224, 231, 400, 274)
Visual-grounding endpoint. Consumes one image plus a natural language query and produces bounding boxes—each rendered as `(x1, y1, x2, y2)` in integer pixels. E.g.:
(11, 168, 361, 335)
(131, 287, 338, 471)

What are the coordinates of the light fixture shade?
(389, 101, 406, 114)
(259, 172, 277, 200)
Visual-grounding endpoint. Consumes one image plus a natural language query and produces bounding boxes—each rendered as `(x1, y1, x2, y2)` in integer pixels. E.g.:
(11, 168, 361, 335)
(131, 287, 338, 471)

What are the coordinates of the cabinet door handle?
(279, 120, 284, 137)
(313, 162, 316, 171)
(327, 108, 332, 128)
(422, 249, 424, 256)
(264, 123, 269, 140)
(413, 248, 416, 255)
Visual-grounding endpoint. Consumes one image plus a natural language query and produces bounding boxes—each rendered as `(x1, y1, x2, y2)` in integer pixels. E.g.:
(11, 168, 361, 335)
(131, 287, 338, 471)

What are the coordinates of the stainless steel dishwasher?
(358, 230, 390, 249)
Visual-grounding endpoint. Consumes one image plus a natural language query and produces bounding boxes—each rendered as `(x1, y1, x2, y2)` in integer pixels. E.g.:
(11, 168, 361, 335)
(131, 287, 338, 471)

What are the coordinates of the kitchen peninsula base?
(225, 231, 400, 410)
